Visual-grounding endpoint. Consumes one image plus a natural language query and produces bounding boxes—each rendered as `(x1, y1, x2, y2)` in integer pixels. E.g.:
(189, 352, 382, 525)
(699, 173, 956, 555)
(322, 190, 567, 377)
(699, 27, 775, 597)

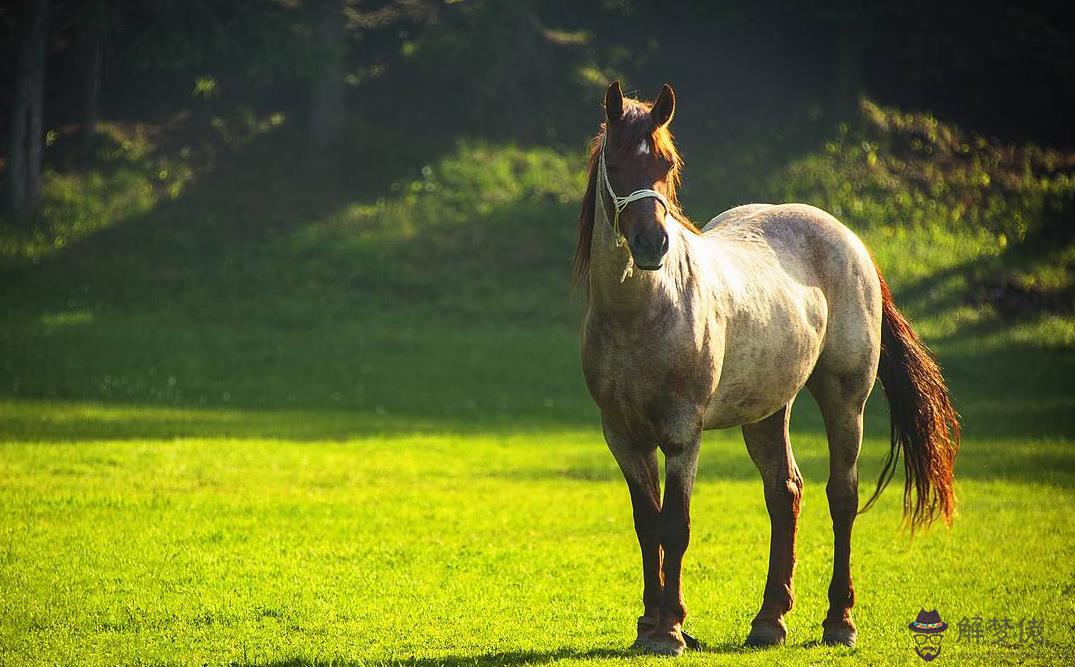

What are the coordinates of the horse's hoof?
(634, 624, 687, 656)
(631, 615, 658, 651)
(821, 619, 857, 647)
(745, 619, 787, 647)
(637, 637, 685, 657)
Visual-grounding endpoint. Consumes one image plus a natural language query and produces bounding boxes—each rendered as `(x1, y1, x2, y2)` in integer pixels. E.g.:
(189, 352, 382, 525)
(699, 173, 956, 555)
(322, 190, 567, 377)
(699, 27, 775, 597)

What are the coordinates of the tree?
(8, 0, 48, 223)
(309, 0, 437, 147)
(309, 0, 345, 147)
(79, 0, 119, 149)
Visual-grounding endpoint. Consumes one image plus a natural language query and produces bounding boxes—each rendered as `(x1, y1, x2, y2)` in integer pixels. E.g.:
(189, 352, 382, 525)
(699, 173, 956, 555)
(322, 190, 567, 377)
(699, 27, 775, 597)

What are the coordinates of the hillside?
(1, 99, 1073, 449)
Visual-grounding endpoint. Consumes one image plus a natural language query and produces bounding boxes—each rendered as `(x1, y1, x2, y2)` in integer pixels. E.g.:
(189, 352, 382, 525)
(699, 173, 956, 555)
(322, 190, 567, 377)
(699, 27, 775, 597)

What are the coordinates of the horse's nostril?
(628, 228, 667, 257)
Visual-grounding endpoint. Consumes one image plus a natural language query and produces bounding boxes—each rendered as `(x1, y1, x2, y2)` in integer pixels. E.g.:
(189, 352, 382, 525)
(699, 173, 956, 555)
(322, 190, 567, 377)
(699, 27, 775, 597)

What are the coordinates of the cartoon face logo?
(908, 609, 947, 662)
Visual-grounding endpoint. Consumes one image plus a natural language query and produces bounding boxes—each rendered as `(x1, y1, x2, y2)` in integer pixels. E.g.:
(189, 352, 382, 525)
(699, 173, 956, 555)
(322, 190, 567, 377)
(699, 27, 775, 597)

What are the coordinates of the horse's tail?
(861, 268, 960, 529)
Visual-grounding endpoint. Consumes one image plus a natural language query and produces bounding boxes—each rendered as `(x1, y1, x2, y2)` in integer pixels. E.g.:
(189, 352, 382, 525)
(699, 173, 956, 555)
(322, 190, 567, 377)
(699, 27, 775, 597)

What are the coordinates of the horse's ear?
(651, 83, 675, 127)
(605, 81, 624, 124)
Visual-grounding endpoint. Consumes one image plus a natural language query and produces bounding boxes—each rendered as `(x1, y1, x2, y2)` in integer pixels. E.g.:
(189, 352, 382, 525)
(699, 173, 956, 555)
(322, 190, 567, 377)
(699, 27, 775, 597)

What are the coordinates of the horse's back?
(705, 202, 876, 294)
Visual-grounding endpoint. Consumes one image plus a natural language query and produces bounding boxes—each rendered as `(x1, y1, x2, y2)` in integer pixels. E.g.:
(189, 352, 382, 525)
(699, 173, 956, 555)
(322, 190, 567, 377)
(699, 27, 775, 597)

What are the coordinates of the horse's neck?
(588, 212, 696, 314)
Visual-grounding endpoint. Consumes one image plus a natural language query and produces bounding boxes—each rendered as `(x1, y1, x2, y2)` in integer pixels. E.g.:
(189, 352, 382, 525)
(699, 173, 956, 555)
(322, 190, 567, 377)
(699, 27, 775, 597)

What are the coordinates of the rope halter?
(596, 133, 672, 243)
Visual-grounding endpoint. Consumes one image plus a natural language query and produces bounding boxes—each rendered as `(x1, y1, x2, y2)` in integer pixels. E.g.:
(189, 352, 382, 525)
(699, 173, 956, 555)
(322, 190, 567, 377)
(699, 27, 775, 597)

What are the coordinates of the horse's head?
(601, 81, 681, 270)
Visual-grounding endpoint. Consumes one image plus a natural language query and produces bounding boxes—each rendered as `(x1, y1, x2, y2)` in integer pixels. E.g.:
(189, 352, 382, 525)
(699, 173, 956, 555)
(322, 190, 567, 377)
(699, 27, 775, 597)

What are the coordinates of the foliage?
(119, 1, 321, 81)
(0, 123, 194, 261)
(400, 0, 603, 141)
(766, 100, 1075, 242)
(314, 141, 581, 236)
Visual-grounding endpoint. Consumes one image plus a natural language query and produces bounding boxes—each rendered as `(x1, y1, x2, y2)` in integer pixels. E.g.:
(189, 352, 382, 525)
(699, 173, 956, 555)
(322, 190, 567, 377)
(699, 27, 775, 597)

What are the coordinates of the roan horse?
(575, 82, 960, 655)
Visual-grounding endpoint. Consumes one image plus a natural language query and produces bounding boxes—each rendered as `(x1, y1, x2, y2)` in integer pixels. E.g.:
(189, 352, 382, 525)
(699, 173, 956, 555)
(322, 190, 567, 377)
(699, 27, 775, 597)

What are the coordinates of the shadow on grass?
(256, 641, 782, 667)
(261, 649, 633, 667)
(5, 396, 1073, 492)
(0, 398, 596, 442)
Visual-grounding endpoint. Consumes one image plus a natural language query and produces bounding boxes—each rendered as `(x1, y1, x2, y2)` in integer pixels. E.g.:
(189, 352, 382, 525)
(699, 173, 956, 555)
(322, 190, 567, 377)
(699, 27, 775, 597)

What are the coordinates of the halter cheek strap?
(596, 134, 672, 243)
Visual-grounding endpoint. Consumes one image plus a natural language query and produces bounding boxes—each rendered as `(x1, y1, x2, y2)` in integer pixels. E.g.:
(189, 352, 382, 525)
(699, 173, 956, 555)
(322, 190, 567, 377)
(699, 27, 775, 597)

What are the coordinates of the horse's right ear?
(605, 81, 624, 124)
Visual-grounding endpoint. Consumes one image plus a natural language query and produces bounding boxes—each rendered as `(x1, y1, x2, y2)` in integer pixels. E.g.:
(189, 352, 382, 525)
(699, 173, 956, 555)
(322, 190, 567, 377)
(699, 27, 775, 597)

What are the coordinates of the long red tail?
(861, 269, 960, 528)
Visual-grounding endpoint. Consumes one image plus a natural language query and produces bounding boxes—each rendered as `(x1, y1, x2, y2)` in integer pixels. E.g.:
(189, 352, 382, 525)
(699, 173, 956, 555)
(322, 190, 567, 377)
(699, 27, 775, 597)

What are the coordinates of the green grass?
(2, 105, 1075, 665)
(2, 427, 1074, 666)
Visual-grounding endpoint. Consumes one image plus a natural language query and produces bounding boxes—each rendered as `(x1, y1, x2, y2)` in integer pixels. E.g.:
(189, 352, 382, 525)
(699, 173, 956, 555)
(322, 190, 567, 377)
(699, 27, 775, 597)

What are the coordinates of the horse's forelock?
(608, 101, 681, 165)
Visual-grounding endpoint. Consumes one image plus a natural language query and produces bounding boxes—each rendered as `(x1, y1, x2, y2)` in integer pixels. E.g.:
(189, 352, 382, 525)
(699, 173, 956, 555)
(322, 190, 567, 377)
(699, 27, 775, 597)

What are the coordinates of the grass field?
(2, 109, 1075, 665)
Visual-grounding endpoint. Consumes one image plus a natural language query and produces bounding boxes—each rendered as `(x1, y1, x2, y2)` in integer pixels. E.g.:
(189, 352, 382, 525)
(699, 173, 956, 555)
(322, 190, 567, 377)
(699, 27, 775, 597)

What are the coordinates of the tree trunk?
(27, 14, 46, 211)
(308, 0, 345, 148)
(8, 49, 30, 222)
(8, 0, 48, 223)
(84, 31, 103, 145)
(828, 30, 863, 122)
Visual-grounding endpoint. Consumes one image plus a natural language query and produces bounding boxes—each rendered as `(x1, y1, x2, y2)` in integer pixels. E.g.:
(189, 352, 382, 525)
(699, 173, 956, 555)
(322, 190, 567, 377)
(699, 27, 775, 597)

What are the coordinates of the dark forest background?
(1, 0, 1074, 427)
(3, 0, 1074, 222)
(3, 7, 1075, 665)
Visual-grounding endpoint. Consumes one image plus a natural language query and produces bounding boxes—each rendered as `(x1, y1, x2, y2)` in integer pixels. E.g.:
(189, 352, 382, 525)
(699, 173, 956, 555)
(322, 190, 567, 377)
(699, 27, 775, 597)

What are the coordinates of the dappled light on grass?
(0, 110, 290, 263)
(0, 123, 191, 261)
(39, 309, 94, 327)
(286, 140, 583, 321)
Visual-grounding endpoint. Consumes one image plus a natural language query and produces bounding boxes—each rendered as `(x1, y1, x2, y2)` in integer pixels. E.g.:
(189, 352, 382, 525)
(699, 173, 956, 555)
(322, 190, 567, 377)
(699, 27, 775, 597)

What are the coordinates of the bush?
(766, 99, 1075, 242)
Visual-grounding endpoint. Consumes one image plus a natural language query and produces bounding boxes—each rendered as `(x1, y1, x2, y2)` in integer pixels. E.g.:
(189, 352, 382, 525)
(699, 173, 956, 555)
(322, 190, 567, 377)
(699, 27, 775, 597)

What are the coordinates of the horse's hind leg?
(808, 371, 871, 647)
(743, 403, 803, 647)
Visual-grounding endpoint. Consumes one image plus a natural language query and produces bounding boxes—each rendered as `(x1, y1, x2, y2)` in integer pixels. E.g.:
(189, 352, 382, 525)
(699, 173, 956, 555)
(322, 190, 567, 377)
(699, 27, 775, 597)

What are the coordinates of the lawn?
(1, 421, 1074, 666)
(2, 111, 1075, 665)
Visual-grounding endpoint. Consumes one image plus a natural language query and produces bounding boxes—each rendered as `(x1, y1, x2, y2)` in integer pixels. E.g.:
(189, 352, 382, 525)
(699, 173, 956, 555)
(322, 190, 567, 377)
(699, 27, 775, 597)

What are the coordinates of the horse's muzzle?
(628, 228, 669, 271)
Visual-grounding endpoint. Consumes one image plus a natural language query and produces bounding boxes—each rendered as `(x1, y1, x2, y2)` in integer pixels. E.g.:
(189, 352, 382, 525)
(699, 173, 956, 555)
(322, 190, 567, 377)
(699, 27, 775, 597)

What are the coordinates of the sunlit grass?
(2, 426, 1073, 665)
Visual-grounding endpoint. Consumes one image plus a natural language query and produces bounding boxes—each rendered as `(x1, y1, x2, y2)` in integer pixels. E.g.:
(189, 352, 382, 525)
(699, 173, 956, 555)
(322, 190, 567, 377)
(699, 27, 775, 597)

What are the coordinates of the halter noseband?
(596, 133, 672, 242)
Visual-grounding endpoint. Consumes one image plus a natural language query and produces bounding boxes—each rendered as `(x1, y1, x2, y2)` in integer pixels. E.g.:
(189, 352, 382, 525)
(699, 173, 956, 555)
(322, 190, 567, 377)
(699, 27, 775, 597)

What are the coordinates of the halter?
(596, 133, 672, 243)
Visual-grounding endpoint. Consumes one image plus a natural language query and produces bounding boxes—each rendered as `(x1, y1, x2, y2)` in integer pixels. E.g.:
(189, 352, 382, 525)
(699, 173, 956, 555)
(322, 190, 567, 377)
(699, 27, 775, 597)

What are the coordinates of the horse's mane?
(572, 97, 698, 287)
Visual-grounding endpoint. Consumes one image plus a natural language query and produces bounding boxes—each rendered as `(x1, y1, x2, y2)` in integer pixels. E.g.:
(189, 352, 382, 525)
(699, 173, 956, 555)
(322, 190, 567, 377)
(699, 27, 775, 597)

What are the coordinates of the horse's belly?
(703, 303, 825, 428)
(703, 367, 809, 429)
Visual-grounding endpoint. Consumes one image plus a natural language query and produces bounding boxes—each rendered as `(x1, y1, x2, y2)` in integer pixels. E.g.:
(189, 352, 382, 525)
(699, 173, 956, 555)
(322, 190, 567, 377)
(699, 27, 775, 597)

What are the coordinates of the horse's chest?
(582, 316, 716, 439)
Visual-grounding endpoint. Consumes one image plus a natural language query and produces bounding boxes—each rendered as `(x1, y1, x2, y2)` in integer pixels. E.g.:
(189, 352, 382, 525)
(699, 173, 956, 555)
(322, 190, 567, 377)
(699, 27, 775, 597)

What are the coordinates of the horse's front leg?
(649, 432, 702, 656)
(743, 403, 803, 647)
(604, 425, 663, 649)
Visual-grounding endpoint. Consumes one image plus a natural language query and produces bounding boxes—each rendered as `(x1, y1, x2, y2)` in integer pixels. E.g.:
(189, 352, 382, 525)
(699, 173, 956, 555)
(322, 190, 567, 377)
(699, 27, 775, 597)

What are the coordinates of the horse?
(574, 81, 960, 655)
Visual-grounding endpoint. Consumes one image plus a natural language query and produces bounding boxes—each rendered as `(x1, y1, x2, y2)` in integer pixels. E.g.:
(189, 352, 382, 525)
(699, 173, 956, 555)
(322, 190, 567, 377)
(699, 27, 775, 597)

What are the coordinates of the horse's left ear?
(651, 84, 675, 127)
